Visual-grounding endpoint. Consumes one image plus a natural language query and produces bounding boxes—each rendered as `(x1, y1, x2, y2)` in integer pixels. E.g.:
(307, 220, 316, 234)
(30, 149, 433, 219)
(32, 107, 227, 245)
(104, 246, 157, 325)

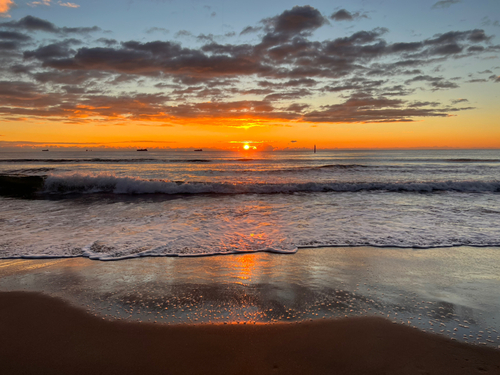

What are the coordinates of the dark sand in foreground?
(1, 292, 499, 375)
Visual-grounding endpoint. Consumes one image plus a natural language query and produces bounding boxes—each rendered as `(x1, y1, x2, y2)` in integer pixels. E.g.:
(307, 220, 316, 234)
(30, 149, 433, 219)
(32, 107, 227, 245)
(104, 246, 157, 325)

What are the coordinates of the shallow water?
(1, 247, 498, 348)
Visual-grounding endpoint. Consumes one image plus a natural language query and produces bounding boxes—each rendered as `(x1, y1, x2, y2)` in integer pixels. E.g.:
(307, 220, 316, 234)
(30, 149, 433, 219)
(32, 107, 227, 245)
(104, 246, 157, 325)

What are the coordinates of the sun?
(243, 144, 250, 150)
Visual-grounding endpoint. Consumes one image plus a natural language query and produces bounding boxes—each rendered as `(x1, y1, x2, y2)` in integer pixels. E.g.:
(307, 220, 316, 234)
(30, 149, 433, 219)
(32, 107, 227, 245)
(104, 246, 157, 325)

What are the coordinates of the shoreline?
(1, 247, 499, 348)
(1, 291, 499, 375)
(1, 243, 499, 263)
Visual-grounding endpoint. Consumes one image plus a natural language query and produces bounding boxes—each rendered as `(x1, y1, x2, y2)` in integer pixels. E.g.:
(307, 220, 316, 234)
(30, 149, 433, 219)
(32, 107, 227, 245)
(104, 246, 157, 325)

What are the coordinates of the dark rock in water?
(0, 175, 45, 198)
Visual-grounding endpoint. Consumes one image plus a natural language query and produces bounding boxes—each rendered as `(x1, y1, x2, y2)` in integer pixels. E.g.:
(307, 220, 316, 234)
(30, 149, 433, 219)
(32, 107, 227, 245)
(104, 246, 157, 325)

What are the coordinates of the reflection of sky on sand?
(0, 246, 499, 348)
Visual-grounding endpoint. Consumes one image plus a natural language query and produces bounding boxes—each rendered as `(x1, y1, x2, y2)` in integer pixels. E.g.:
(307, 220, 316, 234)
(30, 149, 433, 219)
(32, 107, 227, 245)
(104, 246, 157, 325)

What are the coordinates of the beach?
(2, 291, 499, 375)
(1, 150, 500, 373)
(1, 247, 499, 373)
(2, 0, 500, 371)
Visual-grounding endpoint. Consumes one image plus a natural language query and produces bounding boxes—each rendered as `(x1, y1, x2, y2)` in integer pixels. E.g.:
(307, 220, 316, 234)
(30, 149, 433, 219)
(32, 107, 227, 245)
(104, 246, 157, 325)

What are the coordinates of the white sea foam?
(1, 188, 500, 260)
(43, 172, 500, 195)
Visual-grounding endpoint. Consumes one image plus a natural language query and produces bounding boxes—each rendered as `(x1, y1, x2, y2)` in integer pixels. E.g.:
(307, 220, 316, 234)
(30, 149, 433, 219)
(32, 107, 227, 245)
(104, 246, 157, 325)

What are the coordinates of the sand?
(1, 291, 499, 375)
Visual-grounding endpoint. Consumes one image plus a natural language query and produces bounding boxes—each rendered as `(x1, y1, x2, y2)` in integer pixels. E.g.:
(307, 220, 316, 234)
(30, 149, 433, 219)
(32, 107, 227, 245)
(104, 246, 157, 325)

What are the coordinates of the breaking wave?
(0, 158, 212, 163)
(37, 173, 500, 195)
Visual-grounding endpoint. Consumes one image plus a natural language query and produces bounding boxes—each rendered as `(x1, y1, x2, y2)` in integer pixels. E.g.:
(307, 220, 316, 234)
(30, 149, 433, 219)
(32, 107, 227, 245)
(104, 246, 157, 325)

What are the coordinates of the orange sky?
(2, 109, 500, 150)
(1, 4, 499, 150)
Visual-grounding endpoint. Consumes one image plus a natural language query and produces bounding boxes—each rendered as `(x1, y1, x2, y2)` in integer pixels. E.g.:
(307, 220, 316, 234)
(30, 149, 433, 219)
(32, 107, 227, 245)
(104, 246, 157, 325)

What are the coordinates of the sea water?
(1, 149, 499, 260)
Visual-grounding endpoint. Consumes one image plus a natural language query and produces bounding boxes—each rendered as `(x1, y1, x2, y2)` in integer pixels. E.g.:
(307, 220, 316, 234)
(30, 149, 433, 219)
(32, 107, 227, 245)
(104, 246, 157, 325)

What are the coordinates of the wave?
(0, 158, 212, 163)
(3, 173, 500, 196)
(6, 167, 56, 174)
(35, 173, 500, 195)
(308, 164, 366, 170)
(444, 159, 500, 163)
(3, 242, 500, 261)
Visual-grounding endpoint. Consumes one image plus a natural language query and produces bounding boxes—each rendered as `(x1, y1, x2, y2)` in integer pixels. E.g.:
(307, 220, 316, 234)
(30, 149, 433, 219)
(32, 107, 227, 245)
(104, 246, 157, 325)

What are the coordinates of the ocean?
(1, 149, 499, 260)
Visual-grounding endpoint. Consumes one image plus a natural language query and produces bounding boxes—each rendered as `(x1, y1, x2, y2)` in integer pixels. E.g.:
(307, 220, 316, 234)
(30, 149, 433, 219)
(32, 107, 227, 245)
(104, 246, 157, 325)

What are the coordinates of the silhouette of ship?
(194, 149, 203, 152)
(42, 149, 49, 151)
(137, 148, 148, 151)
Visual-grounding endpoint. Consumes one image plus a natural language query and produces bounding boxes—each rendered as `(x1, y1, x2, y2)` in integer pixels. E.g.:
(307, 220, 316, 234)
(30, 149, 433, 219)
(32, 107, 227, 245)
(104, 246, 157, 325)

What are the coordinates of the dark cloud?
(240, 26, 262, 35)
(425, 30, 491, 45)
(96, 38, 117, 46)
(408, 101, 440, 107)
(467, 46, 484, 52)
(0, 16, 101, 34)
(405, 75, 459, 90)
(32, 70, 107, 84)
(286, 103, 309, 112)
(264, 89, 312, 101)
(265, 6, 326, 36)
(330, 9, 367, 22)
(24, 39, 82, 60)
(0, 16, 58, 33)
(466, 78, 488, 83)
(322, 78, 385, 93)
(430, 80, 459, 89)
(0, 9, 494, 126)
(175, 30, 193, 38)
(0, 41, 20, 51)
(432, 0, 460, 9)
(259, 5, 327, 48)
(451, 98, 468, 104)
(430, 43, 463, 55)
(0, 80, 63, 108)
(0, 31, 31, 41)
(302, 93, 465, 123)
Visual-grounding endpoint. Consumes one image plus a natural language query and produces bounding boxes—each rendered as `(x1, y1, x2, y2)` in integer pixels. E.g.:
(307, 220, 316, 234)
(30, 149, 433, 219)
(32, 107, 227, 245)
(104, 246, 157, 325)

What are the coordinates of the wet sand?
(1, 291, 499, 375)
(1, 247, 500, 347)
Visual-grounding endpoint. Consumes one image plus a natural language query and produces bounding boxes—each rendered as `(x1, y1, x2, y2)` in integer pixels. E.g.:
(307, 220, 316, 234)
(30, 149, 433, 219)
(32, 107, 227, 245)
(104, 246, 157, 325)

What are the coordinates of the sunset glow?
(0, 1, 499, 150)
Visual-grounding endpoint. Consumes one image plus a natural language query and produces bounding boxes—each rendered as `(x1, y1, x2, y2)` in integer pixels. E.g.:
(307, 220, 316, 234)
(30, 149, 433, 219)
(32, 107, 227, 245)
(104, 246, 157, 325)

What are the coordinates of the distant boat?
(42, 149, 49, 152)
(194, 149, 203, 152)
(137, 148, 148, 151)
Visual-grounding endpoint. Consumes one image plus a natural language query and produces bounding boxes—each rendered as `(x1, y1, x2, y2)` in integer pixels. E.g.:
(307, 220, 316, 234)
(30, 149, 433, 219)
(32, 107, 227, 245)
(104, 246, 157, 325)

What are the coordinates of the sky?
(0, 0, 499, 150)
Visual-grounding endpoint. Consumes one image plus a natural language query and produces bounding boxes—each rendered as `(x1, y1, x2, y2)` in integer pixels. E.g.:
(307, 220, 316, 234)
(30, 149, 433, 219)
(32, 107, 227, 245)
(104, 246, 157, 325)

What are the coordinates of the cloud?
(330, 9, 367, 22)
(27, 0, 79, 8)
(95, 37, 117, 46)
(240, 26, 261, 35)
(146, 27, 169, 35)
(432, 0, 460, 9)
(405, 75, 459, 90)
(0, 30, 30, 40)
(0, 0, 15, 17)
(0, 15, 100, 34)
(24, 39, 82, 60)
(175, 30, 192, 38)
(302, 93, 469, 123)
(0, 8, 494, 127)
(58, 2, 79, 8)
(259, 5, 327, 47)
(28, 0, 51, 7)
(451, 98, 468, 104)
